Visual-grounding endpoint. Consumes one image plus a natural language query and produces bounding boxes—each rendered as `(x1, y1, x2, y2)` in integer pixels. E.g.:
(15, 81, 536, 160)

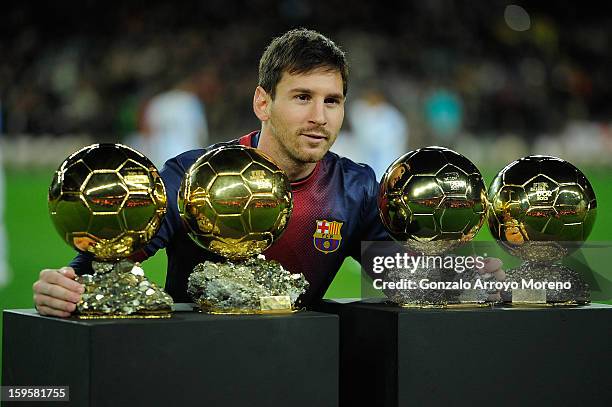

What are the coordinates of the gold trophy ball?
(487, 155, 597, 262)
(378, 146, 487, 254)
(48, 143, 167, 261)
(178, 145, 292, 260)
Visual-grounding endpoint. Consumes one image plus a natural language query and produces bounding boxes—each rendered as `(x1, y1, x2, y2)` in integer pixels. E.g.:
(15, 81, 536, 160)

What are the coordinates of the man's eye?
(325, 98, 340, 105)
(296, 94, 310, 101)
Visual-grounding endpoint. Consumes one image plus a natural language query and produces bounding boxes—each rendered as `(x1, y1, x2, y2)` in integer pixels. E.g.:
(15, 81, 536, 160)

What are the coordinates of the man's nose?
(308, 100, 327, 126)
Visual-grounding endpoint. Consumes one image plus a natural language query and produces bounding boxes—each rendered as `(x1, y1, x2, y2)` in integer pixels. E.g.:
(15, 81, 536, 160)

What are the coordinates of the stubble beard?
(269, 117, 328, 165)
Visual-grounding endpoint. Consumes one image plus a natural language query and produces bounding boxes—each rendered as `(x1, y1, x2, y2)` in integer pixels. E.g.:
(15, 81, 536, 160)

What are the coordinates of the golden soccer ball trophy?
(378, 146, 488, 307)
(487, 155, 597, 305)
(49, 143, 173, 318)
(178, 145, 308, 313)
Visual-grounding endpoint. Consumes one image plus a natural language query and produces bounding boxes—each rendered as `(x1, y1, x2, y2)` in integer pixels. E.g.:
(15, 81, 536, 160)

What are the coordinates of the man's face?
(266, 68, 345, 164)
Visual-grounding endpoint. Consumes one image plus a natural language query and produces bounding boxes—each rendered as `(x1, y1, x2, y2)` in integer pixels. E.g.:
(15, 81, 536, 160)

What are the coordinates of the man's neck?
(257, 129, 317, 182)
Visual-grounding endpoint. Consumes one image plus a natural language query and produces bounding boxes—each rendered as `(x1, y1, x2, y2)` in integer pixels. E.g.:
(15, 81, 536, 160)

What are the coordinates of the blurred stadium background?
(1, 0, 611, 371)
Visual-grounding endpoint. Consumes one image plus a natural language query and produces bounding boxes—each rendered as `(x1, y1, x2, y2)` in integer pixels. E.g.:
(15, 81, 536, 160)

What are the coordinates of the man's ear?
(253, 86, 272, 121)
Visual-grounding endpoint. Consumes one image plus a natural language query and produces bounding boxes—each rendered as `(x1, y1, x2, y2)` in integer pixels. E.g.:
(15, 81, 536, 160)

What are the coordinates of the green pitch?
(1, 167, 611, 375)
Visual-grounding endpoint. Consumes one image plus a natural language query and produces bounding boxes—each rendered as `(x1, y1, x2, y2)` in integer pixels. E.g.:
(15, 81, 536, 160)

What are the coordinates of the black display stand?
(2, 306, 338, 407)
(314, 300, 612, 407)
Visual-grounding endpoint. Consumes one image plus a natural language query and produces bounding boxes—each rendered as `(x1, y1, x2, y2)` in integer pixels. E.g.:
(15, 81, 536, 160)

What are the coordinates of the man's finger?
(42, 270, 84, 294)
(492, 268, 506, 282)
(478, 257, 503, 274)
(36, 304, 71, 318)
(34, 281, 82, 303)
(35, 293, 77, 313)
(58, 267, 77, 279)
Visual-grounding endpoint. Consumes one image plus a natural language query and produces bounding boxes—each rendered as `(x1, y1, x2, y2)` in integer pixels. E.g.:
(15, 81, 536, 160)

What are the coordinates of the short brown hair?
(258, 28, 348, 98)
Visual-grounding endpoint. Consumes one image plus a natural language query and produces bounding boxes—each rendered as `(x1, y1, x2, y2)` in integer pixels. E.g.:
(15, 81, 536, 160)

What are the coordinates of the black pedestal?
(2, 306, 338, 407)
(315, 300, 612, 407)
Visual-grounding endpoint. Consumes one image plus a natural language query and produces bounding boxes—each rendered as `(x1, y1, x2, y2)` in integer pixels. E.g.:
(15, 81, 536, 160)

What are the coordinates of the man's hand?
(33, 267, 85, 317)
(476, 257, 505, 302)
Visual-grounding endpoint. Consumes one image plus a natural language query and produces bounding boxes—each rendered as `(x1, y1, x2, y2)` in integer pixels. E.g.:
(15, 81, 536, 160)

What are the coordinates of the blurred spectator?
(129, 74, 209, 168)
(347, 89, 408, 180)
(424, 87, 463, 147)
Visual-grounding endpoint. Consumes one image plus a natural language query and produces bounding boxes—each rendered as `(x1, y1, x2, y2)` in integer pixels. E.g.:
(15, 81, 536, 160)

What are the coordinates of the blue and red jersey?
(71, 131, 388, 306)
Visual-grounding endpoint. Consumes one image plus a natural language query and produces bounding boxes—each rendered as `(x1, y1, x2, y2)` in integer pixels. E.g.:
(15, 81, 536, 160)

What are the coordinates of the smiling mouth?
(301, 133, 328, 140)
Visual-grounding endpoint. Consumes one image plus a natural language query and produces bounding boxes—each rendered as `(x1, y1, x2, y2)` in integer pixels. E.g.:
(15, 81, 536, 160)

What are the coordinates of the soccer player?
(33, 29, 503, 316)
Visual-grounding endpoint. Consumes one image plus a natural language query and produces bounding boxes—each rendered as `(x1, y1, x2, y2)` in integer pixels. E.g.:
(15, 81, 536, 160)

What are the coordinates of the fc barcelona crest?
(313, 219, 343, 254)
